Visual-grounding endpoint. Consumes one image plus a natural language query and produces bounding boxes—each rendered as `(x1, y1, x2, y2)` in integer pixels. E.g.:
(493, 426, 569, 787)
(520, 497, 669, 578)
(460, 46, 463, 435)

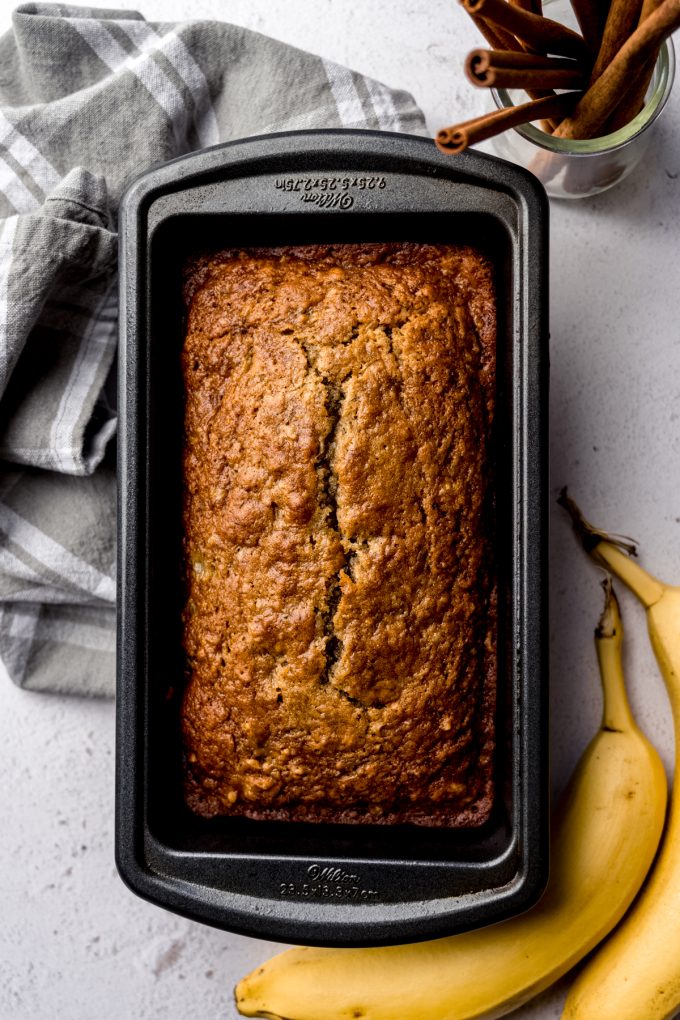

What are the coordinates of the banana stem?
(559, 488, 666, 608)
(594, 544, 665, 609)
(596, 579, 636, 733)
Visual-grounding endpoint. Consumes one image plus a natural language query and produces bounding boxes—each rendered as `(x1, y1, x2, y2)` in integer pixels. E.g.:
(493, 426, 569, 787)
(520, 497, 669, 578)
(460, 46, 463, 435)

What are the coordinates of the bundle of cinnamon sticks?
(436, 0, 680, 153)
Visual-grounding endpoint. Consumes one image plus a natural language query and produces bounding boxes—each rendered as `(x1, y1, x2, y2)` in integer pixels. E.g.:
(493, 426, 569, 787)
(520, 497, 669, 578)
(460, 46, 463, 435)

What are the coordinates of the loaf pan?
(116, 129, 549, 947)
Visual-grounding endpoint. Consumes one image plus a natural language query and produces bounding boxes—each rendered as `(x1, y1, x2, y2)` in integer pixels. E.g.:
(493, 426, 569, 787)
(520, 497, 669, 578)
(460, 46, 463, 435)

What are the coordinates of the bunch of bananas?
(559, 492, 680, 1020)
(235, 493, 680, 1020)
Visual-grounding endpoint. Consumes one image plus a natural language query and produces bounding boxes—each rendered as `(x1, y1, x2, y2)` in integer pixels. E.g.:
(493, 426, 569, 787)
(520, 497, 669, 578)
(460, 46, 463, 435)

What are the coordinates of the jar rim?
(491, 38, 675, 157)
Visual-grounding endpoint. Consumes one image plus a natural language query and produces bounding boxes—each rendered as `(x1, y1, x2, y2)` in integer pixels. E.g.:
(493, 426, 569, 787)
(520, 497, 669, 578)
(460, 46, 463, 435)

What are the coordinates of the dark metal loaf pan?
(116, 129, 549, 948)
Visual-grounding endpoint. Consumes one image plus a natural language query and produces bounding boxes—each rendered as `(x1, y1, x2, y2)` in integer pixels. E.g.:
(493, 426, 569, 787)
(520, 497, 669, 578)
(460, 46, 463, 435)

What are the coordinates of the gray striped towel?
(0, 3, 425, 695)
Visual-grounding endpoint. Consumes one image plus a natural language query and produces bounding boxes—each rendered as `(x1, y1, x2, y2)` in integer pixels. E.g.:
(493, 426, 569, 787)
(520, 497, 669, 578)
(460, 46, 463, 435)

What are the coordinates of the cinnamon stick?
(554, 0, 680, 137)
(640, 0, 666, 20)
(590, 0, 644, 81)
(436, 92, 579, 154)
(604, 0, 666, 129)
(509, 0, 543, 32)
(467, 47, 586, 69)
(467, 13, 561, 108)
(569, 0, 608, 53)
(461, 0, 592, 60)
(470, 65, 587, 87)
(469, 12, 525, 51)
(465, 48, 588, 87)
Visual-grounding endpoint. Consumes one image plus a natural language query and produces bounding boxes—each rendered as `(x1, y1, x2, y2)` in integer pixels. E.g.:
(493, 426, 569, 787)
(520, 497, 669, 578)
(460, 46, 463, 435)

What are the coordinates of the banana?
(560, 491, 680, 1020)
(235, 581, 667, 1020)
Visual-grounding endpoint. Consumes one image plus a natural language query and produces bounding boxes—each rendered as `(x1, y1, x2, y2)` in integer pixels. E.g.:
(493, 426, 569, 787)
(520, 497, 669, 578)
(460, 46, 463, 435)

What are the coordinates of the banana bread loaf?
(181, 242, 496, 826)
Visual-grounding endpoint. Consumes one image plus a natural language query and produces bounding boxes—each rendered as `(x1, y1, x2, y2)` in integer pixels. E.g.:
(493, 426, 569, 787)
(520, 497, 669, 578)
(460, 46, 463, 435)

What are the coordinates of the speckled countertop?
(1, 1, 679, 1018)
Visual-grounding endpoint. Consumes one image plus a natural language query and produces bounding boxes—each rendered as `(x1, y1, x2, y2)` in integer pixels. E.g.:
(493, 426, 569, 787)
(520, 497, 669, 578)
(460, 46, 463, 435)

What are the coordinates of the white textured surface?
(1, 1, 679, 1018)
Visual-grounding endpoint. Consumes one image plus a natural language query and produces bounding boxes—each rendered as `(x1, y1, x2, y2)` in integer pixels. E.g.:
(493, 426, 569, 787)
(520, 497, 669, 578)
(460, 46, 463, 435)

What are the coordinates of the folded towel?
(0, 2, 425, 695)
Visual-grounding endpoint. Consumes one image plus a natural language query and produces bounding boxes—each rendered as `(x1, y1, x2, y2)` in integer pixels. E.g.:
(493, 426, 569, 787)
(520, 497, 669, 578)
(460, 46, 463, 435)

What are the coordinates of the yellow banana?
(235, 581, 667, 1020)
(560, 491, 680, 1020)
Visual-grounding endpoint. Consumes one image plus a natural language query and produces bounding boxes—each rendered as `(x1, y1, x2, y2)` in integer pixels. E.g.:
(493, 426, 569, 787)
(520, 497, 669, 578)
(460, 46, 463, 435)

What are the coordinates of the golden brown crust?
(181, 243, 496, 827)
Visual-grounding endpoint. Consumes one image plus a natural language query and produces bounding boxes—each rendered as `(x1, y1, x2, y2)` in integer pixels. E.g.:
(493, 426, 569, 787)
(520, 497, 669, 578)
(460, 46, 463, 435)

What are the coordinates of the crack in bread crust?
(295, 337, 355, 697)
(317, 373, 347, 689)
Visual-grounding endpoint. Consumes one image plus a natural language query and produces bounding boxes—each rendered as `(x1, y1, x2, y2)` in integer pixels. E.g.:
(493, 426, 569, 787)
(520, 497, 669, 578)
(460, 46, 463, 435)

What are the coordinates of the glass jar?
(490, 2, 675, 199)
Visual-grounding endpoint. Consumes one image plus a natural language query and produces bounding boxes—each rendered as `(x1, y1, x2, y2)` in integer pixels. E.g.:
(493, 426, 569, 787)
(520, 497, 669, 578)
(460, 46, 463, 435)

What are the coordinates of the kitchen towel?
(0, 2, 425, 695)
